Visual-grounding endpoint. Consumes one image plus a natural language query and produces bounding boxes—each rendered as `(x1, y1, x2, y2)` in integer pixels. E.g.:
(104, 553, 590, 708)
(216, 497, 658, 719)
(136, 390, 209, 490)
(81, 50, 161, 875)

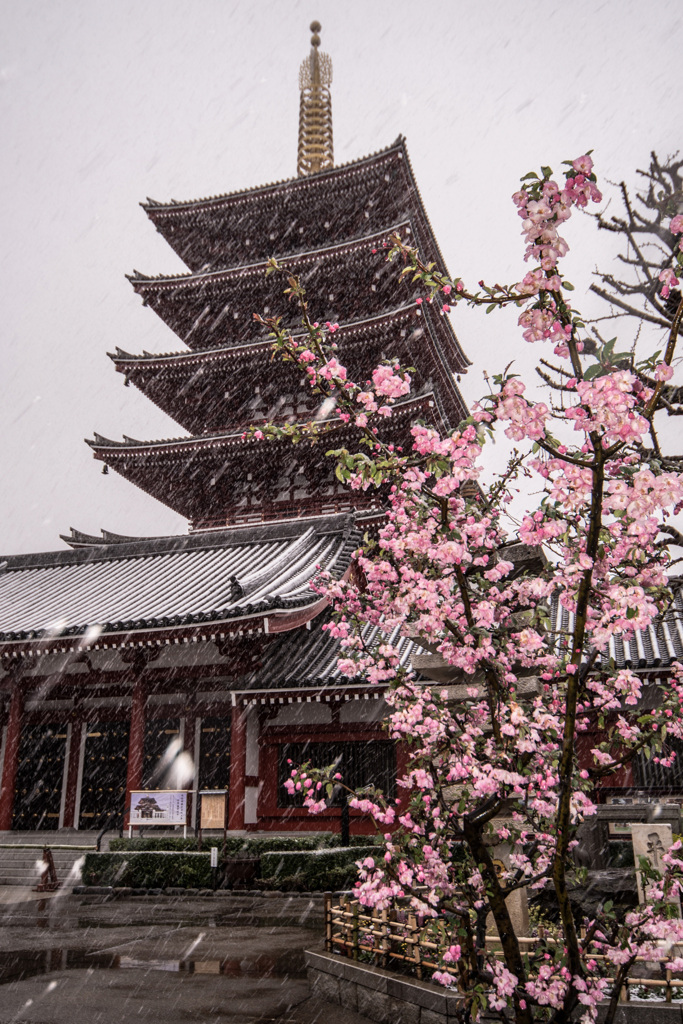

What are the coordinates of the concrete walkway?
(0, 889, 372, 1024)
(0, 884, 60, 903)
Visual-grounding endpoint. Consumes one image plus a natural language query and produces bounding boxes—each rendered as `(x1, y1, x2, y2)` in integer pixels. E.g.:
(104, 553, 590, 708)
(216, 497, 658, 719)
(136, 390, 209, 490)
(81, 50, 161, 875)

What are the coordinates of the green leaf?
(563, 281, 575, 291)
(486, 303, 496, 314)
(520, 171, 539, 181)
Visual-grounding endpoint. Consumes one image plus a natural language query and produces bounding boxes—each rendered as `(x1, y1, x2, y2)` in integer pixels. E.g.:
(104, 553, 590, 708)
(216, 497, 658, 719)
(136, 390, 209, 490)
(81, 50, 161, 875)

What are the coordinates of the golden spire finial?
(297, 21, 333, 177)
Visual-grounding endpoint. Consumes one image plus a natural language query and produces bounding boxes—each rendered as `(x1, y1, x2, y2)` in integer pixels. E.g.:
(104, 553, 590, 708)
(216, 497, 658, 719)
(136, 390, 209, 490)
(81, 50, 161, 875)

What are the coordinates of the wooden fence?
(325, 891, 446, 981)
(324, 893, 683, 1002)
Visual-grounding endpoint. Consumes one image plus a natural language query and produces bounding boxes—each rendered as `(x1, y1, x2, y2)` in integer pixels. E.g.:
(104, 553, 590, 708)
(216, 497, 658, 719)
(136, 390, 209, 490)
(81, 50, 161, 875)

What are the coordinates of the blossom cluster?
(512, 155, 601, 293)
(660, 215, 683, 298)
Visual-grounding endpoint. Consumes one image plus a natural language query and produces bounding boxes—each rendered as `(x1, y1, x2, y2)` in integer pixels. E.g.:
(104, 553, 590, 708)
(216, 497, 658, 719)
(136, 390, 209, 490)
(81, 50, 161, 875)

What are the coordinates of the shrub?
(260, 846, 376, 890)
(82, 851, 213, 889)
(86, 836, 382, 890)
(108, 833, 379, 855)
(109, 837, 200, 852)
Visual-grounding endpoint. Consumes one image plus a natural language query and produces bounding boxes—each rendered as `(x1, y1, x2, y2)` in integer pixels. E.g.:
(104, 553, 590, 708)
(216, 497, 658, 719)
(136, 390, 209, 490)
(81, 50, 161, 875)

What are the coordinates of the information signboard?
(129, 790, 188, 826)
(199, 790, 227, 830)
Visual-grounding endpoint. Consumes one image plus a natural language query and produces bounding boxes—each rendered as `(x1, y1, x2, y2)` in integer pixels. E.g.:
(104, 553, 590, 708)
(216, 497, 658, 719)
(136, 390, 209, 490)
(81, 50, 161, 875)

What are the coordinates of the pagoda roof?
(110, 302, 468, 368)
(0, 515, 358, 649)
(110, 303, 469, 435)
(87, 394, 436, 528)
(142, 137, 449, 275)
(128, 223, 428, 349)
(144, 138, 406, 213)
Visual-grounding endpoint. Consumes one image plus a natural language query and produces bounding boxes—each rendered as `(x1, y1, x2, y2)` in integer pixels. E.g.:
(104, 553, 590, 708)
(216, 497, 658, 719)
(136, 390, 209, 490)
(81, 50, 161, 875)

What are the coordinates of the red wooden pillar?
(0, 685, 24, 832)
(183, 708, 196, 827)
(228, 702, 246, 831)
(61, 721, 83, 829)
(124, 678, 146, 828)
(396, 739, 410, 783)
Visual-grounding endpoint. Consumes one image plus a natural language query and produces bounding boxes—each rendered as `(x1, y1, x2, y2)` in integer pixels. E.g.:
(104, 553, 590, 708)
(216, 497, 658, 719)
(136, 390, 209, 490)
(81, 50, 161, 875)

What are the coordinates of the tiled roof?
(142, 138, 406, 213)
(550, 585, 683, 670)
(240, 612, 417, 691)
(85, 396, 436, 528)
(108, 304, 428, 365)
(126, 222, 425, 352)
(0, 515, 359, 645)
(87, 391, 440, 455)
(139, 135, 451, 306)
(128, 222, 413, 289)
(241, 587, 683, 693)
(107, 303, 470, 444)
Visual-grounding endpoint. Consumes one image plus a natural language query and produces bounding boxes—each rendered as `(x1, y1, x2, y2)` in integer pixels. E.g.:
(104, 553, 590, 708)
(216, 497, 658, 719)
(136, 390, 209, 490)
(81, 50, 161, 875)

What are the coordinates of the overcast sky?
(1, 0, 681, 554)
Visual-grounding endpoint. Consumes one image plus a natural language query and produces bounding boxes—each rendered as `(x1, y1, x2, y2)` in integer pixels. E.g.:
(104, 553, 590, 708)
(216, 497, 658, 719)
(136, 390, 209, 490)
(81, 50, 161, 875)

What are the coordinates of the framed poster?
(129, 790, 188, 826)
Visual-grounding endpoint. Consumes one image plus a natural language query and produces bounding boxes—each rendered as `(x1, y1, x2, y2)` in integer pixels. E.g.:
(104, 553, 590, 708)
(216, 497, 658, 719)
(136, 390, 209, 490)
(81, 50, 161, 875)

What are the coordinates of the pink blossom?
(654, 362, 674, 382)
(572, 154, 594, 176)
(318, 357, 347, 381)
(659, 267, 680, 299)
(372, 364, 411, 399)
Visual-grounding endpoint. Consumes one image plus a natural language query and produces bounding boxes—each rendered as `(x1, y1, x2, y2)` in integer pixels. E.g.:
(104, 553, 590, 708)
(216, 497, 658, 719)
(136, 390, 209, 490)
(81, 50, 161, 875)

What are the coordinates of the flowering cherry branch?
(256, 154, 683, 1024)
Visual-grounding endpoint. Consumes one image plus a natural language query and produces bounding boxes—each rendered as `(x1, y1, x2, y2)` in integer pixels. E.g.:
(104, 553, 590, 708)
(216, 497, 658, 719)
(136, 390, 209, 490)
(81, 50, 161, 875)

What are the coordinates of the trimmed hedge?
(223, 835, 334, 855)
(109, 834, 380, 855)
(83, 844, 379, 891)
(261, 845, 377, 890)
(109, 837, 201, 853)
(82, 851, 213, 889)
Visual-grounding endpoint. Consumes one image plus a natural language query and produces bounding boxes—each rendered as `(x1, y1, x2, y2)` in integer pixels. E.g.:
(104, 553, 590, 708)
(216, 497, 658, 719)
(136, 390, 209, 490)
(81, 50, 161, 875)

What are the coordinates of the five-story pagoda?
(95, 25, 470, 531)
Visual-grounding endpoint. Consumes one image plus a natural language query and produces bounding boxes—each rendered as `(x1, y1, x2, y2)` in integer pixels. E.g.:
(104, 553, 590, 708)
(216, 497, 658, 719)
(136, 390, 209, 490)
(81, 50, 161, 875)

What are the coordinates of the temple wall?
(0, 681, 394, 833)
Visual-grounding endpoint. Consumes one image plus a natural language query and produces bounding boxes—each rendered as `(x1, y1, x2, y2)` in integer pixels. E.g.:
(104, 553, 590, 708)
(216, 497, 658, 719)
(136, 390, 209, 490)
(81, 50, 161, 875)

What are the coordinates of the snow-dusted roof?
(550, 586, 683, 671)
(0, 515, 358, 647)
(142, 138, 407, 214)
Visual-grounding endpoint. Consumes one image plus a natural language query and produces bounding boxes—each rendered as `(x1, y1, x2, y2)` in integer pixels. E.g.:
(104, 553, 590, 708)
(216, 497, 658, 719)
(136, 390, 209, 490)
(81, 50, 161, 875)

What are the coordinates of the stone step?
(0, 829, 216, 885)
(0, 835, 97, 885)
(0, 853, 90, 863)
(0, 862, 87, 876)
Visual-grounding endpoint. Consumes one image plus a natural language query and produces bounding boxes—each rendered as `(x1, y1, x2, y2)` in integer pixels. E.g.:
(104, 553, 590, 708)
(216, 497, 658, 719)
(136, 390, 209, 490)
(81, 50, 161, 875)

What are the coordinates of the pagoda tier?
(88, 394, 437, 530)
(129, 223, 435, 350)
(142, 138, 448, 274)
(110, 304, 469, 436)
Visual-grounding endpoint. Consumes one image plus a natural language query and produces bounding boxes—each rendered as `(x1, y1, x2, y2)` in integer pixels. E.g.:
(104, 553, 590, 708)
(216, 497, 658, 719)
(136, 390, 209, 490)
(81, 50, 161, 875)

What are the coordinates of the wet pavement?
(0, 888, 372, 1024)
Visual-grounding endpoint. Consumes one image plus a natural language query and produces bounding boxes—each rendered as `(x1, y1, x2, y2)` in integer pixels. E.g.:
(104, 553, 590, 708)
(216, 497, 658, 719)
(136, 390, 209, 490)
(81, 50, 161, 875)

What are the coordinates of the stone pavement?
(0, 886, 372, 1024)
